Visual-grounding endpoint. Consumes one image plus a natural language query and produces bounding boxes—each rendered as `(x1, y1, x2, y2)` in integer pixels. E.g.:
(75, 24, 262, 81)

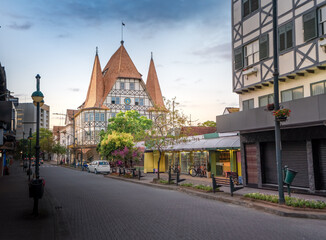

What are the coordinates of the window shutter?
(234, 47, 243, 70)
(303, 11, 317, 42)
(259, 34, 269, 60)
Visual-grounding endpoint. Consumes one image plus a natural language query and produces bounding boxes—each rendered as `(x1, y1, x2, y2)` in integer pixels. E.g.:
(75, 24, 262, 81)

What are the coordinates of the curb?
(105, 174, 326, 220)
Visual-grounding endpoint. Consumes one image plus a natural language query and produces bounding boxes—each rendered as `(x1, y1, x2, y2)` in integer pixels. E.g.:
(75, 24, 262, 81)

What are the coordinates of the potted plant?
(273, 108, 291, 122)
(266, 103, 274, 111)
(207, 162, 211, 178)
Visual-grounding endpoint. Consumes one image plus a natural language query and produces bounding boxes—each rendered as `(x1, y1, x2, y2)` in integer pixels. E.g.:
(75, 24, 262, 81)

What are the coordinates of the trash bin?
(284, 168, 298, 185)
(29, 179, 45, 199)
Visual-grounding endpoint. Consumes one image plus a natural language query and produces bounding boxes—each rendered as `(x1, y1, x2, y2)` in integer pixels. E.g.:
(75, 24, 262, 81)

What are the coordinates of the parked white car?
(87, 160, 110, 174)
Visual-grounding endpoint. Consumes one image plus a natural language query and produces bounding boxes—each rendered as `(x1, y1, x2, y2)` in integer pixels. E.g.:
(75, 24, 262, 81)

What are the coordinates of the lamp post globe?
(33, 99, 45, 107)
(31, 90, 44, 103)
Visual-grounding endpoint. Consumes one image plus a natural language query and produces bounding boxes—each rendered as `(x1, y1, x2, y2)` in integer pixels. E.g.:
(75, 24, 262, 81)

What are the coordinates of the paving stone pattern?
(40, 165, 326, 240)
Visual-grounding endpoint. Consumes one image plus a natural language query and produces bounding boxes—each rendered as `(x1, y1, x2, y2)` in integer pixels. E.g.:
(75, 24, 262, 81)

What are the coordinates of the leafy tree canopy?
(52, 143, 66, 155)
(104, 110, 152, 141)
(198, 120, 216, 127)
(145, 97, 189, 179)
(98, 131, 134, 160)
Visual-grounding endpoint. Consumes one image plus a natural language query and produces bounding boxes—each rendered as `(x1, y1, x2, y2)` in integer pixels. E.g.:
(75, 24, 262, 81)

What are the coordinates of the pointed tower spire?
(146, 53, 164, 108)
(84, 48, 104, 108)
(100, 44, 142, 105)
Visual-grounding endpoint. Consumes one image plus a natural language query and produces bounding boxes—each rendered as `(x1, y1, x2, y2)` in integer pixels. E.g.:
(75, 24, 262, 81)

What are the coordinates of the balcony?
(216, 94, 326, 133)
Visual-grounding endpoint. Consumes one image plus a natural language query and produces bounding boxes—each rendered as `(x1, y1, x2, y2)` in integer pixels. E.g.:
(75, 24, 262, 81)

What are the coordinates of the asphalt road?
(40, 163, 326, 240)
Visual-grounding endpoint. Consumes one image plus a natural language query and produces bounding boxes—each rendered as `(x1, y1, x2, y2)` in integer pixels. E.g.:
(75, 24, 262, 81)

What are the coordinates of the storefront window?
(193, 151, 208, 170)
(217, 151, 231, 177)
(181, 152, 190, 174)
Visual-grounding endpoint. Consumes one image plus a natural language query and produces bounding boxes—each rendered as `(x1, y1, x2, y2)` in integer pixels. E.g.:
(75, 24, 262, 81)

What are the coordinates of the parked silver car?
(87, 160, 110, 174)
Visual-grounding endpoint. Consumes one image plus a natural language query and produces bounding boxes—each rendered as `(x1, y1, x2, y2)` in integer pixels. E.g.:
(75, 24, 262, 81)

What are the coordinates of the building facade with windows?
(16, 103, 50, 137)
(71, 42, 164, 162)
(216, 0, 326, 194)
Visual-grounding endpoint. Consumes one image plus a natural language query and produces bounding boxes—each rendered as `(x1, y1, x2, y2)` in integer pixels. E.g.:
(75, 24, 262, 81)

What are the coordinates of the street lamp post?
(28, 128, 32, 181)
(31, 74, 45, 216)
(272, 0, 285, 204)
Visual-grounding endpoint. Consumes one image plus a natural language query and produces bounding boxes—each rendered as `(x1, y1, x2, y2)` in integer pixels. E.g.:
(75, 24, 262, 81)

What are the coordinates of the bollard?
(176, 170, 179, 186)
(123, 168, 126, 176)
(168, 166, 172, 184)
(212, 173, 216, 193)
(230, 176, 234, 197)
(138, 168, 141, 180)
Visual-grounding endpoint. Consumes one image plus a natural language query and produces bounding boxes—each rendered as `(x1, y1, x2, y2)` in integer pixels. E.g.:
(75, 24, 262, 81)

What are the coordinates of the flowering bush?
(273, 108, 291, 118)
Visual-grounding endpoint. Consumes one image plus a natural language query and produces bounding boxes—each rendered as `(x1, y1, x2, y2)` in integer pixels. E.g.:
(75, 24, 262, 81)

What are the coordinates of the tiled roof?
(66, 109, 77, 121)
(53, 126, 65, 140)
(225, 107, 239, 113)
(180, 126, 216, 137)
(84, 53, 104, 108)
(146, 55, 164, 108)
(100, 43, 142, 105)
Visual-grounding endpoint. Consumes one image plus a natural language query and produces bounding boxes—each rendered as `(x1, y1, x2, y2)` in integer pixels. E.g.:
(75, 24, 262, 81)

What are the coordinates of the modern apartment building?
(216, 0, 326, 193)
(16, 103, 50, 139)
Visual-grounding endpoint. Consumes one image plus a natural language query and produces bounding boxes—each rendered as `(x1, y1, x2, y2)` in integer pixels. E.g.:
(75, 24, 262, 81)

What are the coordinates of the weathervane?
(121, 21, 125, 44)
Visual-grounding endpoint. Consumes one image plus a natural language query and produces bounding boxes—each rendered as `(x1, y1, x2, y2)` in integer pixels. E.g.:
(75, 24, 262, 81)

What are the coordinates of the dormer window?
(120, 82, 125, 90)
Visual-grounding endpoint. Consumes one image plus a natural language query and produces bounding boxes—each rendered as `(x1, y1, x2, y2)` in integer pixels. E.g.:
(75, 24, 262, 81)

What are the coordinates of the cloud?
(57, 33, 70, 38)
(194, 79, 202, 84)
(68, 88, 80, 92)
(192, 42, 232, 61)
(7, 22, 32, 30)
(175, 78, 183, 82)
(35, 0, 228, 29)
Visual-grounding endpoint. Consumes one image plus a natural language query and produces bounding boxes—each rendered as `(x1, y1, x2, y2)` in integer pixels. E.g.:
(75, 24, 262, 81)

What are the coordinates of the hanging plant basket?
(276, 116, 287, 122)
(266, 103, 274, 111)
(273, 108, 291, 122)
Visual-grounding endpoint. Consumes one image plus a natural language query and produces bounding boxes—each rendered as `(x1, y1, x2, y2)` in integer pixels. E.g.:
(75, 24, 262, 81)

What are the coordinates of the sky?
(1, 0, 238, 127)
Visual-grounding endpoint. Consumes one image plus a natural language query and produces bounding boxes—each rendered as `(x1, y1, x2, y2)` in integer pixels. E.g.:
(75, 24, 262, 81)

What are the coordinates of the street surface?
(34, 163, 326, 240)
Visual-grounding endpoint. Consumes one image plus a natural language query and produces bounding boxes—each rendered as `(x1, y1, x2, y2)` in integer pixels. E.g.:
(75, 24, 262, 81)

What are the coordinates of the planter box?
(29, 179, 45, 199)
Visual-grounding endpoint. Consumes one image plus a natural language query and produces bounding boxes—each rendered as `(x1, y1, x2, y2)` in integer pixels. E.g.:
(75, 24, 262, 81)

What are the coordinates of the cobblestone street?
(40, 163, 326, 240)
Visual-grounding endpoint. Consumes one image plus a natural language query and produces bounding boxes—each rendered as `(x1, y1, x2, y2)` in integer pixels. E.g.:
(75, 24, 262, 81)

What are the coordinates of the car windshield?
(99, 162, 109, 165)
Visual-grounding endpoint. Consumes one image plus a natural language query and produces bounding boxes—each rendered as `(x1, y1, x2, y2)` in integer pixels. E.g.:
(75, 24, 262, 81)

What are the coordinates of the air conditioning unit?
(242, 67, 258, 76)
(320, 39, 326, 47)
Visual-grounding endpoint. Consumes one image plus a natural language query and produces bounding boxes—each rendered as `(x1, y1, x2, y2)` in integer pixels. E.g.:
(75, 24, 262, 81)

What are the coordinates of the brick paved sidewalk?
(104, 171, 326, 220)
(0, 160, 56, 240)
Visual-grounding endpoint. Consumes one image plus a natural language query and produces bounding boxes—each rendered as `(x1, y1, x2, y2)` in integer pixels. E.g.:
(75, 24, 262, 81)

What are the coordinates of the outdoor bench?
(168, 166, 185, 185)
(212, 174, 243, 197)
(118, 167, 143, 180)
(225, 171, 239, 185)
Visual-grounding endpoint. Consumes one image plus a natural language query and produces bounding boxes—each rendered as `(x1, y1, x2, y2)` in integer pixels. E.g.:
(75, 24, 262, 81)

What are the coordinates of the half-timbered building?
(216, 0, 326, 194)
(72, 42, 164, 162)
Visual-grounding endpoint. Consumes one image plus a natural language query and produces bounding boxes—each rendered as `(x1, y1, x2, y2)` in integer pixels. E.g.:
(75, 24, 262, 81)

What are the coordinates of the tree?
(52, 143, 67, 164)
(97, 110, 152, 163)
(29, 128, 55, 158)
(98, 131, 134, 160)
(198, 120, 216, 127)
(102, 110, 152, 141)
(145, 97, 189, 179)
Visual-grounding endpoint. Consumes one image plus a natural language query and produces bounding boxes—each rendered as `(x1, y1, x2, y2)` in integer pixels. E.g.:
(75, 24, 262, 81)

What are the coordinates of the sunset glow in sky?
(1, 0, 238, 127)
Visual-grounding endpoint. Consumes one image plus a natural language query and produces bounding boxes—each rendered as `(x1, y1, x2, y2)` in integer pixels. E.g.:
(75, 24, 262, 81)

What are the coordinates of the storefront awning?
(163, 135, 240, 151)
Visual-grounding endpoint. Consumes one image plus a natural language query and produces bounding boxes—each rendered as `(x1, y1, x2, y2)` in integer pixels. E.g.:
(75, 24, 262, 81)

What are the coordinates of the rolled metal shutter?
(282, 141, 309, 188)
(262, 141, 309, 188)
(316, 140, 326, 190)
(245, 144, 258, 185)
(262, 142, 277, 184)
